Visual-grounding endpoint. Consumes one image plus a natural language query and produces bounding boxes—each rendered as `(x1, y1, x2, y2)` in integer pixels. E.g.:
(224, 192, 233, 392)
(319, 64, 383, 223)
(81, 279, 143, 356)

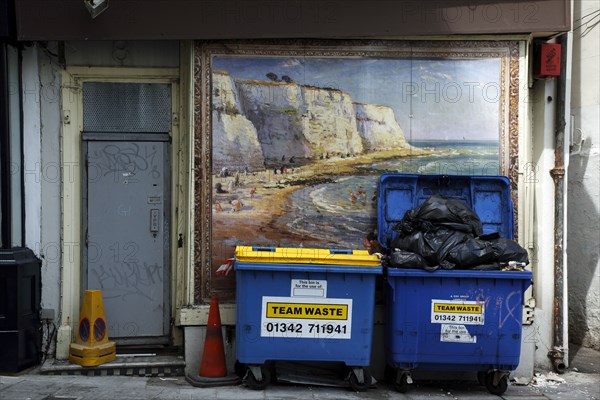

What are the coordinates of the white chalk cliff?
(212, 71, 265, 173)
(354, 102, 409, 151)
(211, 70, 410, 172)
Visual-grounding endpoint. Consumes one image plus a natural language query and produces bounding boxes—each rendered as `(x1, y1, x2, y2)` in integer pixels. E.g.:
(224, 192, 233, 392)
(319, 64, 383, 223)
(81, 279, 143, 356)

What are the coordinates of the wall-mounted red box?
(535, 43, 562, 78)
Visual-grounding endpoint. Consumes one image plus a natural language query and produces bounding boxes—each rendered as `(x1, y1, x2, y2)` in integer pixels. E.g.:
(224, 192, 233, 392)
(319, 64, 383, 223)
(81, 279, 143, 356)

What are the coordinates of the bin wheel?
(477, 371, 487, 386)
(349, 368, 371, 392)
(393, 373, 409, 393)
(246, 367, 271, 390)
(234, 361, 246, 378)
(485, 372, 508, 395)
(384, 365, 395, 383)
(267, 362, 278, 384)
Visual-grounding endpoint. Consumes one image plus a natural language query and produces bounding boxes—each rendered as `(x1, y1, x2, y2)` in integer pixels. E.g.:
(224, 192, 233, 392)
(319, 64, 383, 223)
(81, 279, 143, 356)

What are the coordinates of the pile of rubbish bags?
(386, 195, 529, 272)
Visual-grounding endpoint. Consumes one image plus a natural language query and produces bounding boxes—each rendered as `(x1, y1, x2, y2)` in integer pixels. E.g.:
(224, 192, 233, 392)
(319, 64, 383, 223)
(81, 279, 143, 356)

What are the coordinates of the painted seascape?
(208, 56, 501, 286)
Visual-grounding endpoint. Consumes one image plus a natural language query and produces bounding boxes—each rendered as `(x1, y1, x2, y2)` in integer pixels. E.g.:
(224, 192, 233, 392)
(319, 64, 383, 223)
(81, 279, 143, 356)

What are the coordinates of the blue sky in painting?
(213, 56, 501, 141)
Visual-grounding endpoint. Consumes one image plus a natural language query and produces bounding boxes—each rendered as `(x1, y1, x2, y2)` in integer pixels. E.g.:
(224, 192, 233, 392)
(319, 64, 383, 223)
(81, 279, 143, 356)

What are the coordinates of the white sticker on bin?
(440, 324, 477, 343)
(431, 299, 485, 325)
(290, 279, 327, 297)
(261, 296, 352, 339)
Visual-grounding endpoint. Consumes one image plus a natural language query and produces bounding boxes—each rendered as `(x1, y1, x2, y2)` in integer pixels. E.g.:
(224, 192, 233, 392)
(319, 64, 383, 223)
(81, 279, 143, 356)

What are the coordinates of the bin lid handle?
(329, 249, 352, 255)
(251, 246, 276, 252)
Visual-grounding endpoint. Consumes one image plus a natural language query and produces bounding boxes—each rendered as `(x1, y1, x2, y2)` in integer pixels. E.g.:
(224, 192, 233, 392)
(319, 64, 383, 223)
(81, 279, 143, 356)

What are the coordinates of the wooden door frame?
(56, 66, 192, 358)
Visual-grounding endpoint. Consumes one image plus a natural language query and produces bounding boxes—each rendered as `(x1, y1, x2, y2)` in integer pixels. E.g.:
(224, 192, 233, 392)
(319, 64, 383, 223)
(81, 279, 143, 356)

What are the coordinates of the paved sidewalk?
(1, 369, 598, 400)
(1, 346, 598, 400)
(0, 371, 597, 400)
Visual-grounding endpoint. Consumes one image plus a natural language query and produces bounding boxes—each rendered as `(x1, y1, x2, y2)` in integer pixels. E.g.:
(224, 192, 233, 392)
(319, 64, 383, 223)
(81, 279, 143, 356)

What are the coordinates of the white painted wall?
(17, 42, 66, 357)
(39, 44, 64, 357)
(513, 41, 537, 380)
(22, 46, 42, 253)
(568, 0, 600, 351)
(530, 77, 560, 370)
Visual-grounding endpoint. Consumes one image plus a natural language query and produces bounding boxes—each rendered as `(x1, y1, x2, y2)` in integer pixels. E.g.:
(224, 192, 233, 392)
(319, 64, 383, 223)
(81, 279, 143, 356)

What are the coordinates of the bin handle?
(252, 246, 276, 252)
(329, 249, 352, 255)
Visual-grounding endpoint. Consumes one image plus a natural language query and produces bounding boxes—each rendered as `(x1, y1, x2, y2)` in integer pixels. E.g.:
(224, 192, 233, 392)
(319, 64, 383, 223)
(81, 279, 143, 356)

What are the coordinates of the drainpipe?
(548, 31, 570, 374)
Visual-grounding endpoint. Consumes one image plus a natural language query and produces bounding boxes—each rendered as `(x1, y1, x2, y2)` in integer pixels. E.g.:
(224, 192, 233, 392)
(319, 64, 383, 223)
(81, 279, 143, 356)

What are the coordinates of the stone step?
(40, 355, 185, 377)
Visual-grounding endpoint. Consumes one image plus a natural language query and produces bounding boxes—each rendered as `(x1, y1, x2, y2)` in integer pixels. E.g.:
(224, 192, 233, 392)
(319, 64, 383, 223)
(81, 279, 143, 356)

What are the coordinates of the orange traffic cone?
(185, 295, 240, 387)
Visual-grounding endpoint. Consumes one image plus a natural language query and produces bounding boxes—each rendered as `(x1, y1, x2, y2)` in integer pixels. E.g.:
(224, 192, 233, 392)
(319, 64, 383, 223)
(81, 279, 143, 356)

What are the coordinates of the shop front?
(3, 0, 572, 380)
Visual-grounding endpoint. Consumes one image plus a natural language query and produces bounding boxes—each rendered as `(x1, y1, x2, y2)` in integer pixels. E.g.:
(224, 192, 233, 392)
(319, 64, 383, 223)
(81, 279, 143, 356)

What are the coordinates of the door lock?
(150, 209, 160, 237)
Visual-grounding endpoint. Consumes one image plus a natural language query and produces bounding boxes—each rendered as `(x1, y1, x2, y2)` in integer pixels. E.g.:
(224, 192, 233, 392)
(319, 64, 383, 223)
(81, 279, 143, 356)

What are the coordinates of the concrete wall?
(568, 0, 600, 351)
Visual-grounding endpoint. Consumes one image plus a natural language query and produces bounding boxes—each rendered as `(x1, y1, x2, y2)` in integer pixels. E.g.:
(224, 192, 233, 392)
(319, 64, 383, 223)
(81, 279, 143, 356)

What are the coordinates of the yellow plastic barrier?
(68, 290, 116, 367)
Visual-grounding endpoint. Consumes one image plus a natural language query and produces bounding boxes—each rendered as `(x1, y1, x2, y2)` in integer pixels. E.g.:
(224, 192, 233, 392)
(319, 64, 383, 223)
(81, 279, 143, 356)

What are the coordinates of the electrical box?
(535, 43, 562, 78)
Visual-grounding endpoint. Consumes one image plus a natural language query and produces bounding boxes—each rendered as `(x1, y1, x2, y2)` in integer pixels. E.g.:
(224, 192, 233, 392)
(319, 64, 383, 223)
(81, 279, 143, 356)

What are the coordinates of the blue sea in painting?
(277, 140, 500, 249)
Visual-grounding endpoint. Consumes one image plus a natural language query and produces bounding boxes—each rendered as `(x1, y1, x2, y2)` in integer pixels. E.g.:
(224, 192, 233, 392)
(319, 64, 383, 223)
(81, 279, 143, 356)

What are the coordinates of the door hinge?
(523, 298, 535, 325)
(172, 111, 179, 126)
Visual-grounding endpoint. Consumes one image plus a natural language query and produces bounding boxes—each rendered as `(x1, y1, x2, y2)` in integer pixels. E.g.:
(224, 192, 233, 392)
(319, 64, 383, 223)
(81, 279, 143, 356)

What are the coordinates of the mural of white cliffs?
(354, 102, 410, 151)
(212, 71, 410, 170)
(235, 80, 364, 165)
(298, 86, 364, 159)
(235, 79, 311, 165)
(211, 70, 265, 173)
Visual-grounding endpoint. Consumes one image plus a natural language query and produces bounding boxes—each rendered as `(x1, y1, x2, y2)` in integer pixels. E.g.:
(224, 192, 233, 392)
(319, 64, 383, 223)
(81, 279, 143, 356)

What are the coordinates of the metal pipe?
(548, 32, 569, 374)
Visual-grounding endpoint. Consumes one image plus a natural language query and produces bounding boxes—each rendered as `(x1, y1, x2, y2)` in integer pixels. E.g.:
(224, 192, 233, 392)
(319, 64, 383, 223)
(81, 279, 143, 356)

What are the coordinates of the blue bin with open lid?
(377, 174, 532, 395)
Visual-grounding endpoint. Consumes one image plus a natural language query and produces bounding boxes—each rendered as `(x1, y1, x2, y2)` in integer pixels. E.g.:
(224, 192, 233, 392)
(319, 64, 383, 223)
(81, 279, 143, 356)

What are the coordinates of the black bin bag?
(447, 238, 502, 267)
(392, 227, 471, 266)
(492, 238, 530, 265)
(399, 195, 484, 236)
(388, 194, 529, 271)
(388, 250, 435, 271)
(448, 237, 529, 268)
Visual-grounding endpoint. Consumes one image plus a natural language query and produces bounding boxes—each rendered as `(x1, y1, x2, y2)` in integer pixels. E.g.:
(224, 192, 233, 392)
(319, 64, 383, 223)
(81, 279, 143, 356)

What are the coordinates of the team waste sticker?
(261, 296, 352, 339)
(431, 299, 485, 325)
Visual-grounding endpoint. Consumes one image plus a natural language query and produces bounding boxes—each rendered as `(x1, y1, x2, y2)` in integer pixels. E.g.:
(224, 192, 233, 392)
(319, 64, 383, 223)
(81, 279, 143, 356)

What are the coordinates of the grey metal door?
(81, 81, 172, 342)
(85, 140, 170, 341)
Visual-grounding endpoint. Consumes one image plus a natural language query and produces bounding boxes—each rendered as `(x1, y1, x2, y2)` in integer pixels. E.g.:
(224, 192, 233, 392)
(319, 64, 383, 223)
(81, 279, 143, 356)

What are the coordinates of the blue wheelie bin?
(234, 246, 383, 391)
(378, 174, 533, 395)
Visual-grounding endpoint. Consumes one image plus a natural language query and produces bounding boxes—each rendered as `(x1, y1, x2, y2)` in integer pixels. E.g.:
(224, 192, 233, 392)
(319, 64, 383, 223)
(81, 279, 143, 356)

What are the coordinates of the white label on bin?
(290, 279, 327, 297)
(260, 296, 352, 339)
(431, 299, 485, 325)
(440, 324, 477, 343)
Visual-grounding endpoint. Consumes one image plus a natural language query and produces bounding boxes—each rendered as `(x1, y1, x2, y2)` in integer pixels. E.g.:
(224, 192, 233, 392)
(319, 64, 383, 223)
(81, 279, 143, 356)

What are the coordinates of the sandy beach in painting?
(209, 139, 500, 295)
(211, 148, 427, 250)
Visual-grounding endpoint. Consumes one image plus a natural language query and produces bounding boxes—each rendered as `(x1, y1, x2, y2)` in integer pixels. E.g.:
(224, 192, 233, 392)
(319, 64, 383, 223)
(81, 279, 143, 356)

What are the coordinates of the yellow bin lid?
(235, 246, 381, 266)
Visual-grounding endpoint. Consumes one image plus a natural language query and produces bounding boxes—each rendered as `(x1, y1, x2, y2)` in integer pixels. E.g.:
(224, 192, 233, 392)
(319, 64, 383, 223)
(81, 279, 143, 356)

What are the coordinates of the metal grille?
(83, 82, 171, 133)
